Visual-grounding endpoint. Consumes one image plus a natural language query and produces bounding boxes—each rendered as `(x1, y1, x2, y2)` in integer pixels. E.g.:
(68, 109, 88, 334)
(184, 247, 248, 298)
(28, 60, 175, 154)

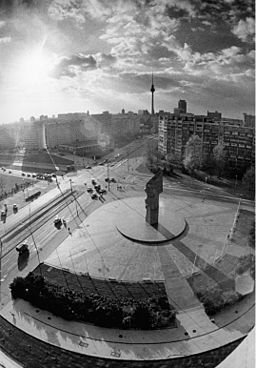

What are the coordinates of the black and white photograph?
(0, 1, 254, 367)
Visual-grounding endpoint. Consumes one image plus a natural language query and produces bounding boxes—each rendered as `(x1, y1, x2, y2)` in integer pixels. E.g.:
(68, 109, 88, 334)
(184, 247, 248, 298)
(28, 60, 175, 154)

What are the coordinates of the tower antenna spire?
(150, 72, 155, 115)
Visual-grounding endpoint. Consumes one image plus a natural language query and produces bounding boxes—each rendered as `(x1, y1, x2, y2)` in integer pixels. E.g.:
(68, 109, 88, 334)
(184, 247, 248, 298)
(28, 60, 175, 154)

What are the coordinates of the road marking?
(0, 274, 7, 281)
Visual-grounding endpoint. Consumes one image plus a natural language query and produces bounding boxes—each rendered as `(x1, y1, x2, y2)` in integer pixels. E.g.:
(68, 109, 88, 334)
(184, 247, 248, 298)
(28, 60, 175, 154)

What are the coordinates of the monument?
(116, 168, 184, 243)
(145, 169, 163, 227)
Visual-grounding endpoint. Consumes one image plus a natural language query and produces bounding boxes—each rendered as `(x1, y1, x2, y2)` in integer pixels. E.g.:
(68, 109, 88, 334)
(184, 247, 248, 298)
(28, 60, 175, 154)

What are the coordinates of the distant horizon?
(1, 103, 253, 126)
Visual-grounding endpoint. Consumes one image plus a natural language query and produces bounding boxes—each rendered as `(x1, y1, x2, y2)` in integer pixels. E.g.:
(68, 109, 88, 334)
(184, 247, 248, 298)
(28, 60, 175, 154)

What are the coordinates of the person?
(63, 219, 67, 228)
(68, 227, 72, 235)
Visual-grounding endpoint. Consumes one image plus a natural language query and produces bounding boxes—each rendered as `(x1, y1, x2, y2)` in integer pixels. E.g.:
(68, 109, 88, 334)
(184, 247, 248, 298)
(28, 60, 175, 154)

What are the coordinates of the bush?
(248, 221, 255, 248)
(197, 286, 241, 316)
(235, 254, 255, 278)
(9, 277, 27, 299)
(131, 303, 153, 329)
(9, 274, 176, 330)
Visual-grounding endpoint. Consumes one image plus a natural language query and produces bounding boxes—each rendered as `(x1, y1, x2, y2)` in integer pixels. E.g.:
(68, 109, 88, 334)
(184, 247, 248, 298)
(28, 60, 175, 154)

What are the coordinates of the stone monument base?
(116, 197, 185, 244)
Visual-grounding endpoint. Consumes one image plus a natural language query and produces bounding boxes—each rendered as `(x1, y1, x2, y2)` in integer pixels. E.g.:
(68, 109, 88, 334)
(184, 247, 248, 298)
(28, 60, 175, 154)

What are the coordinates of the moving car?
(54, 217, 62, 230)
(95, 184, 101, 192)
(99, 189, 107, 195)
(13, 204, 18, 213)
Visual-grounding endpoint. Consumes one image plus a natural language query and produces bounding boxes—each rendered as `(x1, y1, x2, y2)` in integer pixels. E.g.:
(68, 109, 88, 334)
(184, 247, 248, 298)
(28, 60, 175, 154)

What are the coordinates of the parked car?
(16, 243, 29, 255)
(27, 174, 31, 177)
(21, 172, 25, 176)
(87, 187, 93, 193)
(85, 165, 92, 169)
(91, 193, 98, 200)
(110, 177, 116, 183)
(9, 170, 12, 174)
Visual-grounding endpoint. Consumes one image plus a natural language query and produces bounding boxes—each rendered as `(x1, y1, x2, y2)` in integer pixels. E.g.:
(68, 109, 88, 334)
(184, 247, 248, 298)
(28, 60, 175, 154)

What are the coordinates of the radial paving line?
(157, 246, 202, 311)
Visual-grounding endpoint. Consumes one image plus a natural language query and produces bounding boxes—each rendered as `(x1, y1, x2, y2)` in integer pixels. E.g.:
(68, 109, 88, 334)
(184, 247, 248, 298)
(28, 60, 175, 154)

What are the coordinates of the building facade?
(92, 111, 140, 142)
(45, 115, 100, 149)
(0, 124, 18, 150)
(158, 113, 254, 175)
(243, 113, 255, 128)
(19, 121, 45, 150)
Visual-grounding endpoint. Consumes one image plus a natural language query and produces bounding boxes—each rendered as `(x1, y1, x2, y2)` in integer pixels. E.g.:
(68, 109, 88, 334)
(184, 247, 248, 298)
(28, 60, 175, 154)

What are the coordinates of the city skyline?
(0, 0, 255, 124)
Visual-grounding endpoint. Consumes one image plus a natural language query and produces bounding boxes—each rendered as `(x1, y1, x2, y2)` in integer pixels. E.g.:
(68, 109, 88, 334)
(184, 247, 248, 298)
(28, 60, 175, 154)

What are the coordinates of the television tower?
(150, 73, 155, 115)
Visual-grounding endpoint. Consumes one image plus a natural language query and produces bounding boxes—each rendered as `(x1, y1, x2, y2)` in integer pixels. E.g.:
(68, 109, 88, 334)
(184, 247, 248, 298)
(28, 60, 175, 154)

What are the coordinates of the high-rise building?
(150, 73, 155, 115)
(178, 100, 187, 114)
(243, 113, 255, 128)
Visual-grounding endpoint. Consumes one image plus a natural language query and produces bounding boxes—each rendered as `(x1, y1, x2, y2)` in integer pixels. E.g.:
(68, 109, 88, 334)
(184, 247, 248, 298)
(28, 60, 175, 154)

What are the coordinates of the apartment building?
(45, 115, 100, 149)
(0, 124, 18, 150)
(92, 111, 140, 141)
(19, 121, 45, 150)
(158, 113, 254, 174)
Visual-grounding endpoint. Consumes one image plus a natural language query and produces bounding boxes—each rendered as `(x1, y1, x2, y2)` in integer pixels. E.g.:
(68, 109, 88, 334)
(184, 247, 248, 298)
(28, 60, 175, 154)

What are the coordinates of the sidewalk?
(0, 294, 253, 361)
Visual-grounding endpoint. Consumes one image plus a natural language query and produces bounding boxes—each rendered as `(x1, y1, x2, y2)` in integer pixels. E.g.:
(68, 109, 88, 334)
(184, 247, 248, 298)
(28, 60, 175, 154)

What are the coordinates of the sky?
(0, 0, 255, 123)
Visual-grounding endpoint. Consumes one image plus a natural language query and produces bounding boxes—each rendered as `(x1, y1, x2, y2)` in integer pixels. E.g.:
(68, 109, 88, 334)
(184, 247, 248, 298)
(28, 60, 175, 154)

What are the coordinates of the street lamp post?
(107, 163, 110, 191)
(70, 179, 78, 216)
(0, 237, 2, 304)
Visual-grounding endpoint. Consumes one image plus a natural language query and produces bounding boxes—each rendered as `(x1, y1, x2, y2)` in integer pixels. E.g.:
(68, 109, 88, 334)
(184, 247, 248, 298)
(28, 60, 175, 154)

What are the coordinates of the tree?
(242, 166, 255, 199)
(213, 140, 227, 177)
(183, 134, 202, 172)
(166, 152, 181, 165)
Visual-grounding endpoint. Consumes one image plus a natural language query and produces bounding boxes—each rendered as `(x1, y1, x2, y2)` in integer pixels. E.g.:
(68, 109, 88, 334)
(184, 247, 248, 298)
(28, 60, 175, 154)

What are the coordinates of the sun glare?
(15, 48, 53, 88)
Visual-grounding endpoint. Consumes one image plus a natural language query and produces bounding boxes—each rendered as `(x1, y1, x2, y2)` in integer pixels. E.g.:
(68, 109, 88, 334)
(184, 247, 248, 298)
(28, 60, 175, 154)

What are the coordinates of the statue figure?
(145, 170, 163, 226)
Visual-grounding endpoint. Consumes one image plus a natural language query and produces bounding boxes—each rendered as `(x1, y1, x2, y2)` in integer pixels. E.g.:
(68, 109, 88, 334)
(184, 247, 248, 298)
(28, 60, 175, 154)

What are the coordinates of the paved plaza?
(1, 189, 254, 363)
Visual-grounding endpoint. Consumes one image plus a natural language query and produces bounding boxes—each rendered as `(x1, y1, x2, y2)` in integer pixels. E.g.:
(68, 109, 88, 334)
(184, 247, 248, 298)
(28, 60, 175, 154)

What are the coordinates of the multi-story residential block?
(0, 124, 18, 150)
(45, 115, 100, 149)
(158, 112, 254, 175)
(92, 111, 140, 142)
(19, 121, 45, 150)
(221, 117, 243, 126)
(138, 110, 158, 135)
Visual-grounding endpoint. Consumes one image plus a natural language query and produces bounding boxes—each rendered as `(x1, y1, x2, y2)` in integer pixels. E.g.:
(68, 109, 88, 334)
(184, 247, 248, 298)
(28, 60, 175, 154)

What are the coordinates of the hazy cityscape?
(0, 1, 255, 368)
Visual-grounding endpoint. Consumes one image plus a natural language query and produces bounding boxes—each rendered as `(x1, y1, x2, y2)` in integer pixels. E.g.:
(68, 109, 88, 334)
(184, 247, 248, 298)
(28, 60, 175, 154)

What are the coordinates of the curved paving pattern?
(1, 193, 254, 365)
